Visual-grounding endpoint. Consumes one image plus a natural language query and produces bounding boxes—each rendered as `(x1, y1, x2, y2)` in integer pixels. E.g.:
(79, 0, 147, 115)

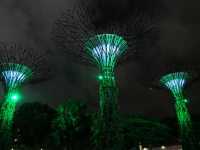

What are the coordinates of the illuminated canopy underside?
(160, 72, 189, 99)
(85, 34, 128, 71)
(0, 63, 32, 89)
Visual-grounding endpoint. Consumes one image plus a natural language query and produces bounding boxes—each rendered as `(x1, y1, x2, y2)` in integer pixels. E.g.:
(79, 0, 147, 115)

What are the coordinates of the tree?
(13, 102, 56, 149)
(121, 115, 173, 150)
(51, 99, 91, 150)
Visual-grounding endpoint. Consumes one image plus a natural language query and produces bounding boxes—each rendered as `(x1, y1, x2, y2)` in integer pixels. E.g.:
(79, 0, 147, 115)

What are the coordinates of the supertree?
(52, 0, 159, 149)
(160, 72, 199, 150)
(0, 42, 50, 149)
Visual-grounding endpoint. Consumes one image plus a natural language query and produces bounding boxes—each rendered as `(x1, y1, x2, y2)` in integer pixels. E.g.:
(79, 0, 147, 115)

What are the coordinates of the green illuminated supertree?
(85, 34, 127, 149)
(0, 42, 50, 149)
(53, 1, 159, 149)
(160, 72, 199, 150)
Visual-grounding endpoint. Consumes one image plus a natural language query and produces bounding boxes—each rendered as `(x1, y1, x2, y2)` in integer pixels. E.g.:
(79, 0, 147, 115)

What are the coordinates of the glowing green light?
(98, 75, 103, 80)
(8, 92, 21, 102)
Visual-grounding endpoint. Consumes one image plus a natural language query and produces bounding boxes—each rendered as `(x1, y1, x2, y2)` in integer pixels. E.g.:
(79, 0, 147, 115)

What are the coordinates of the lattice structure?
(160, 72, 198, 150)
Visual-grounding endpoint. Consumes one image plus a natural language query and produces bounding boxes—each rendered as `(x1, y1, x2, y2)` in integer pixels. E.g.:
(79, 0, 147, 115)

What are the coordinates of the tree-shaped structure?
(51, 99, 90, 150)
(85, 34, 127, 118)
(85, 34, 127, 149)
(0, 42, 50, 149)
(160, 72, 199, 150)
(53, 1, 159, 149)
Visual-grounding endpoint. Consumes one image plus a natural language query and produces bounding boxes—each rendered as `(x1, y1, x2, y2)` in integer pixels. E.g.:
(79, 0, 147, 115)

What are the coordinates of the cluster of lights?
(142, 145, 166, 150)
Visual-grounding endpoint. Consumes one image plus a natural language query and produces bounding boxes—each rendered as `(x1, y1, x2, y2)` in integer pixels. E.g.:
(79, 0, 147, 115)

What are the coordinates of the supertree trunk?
(0, 91, 17, 150)
(92, 67, 123, 150)
(174, 98, 199, 150)
(98, 68, 121, 149)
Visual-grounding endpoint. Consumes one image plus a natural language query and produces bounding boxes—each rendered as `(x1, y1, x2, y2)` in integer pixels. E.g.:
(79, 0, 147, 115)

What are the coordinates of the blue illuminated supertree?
(0, 42, 50, 149)
(53, 1, 159, 149)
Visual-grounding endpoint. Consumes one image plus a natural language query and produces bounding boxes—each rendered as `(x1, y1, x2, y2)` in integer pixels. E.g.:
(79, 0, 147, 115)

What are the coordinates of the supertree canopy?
(1, 63, 32, 90)
(0, 42, 50, 149)
(85, 34, 127, 71)
(160, 72, 188, 100)
(160, 72, 199, 150)
(53, 0, 159, 149)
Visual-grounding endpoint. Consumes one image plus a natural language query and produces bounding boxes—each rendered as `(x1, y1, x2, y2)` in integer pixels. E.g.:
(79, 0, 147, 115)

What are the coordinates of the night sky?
(0, 0, 200, 118)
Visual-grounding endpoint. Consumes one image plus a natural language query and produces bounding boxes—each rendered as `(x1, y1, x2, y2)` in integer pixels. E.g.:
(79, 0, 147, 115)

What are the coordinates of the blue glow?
(165, 79, 186, 90)
(92, 44, 120, 66)
(160, 72, 189, 99)
(2, 70, 27, 88)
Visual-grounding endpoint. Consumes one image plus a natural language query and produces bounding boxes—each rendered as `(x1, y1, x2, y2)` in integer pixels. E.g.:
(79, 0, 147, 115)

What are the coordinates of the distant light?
(149, 87, 153, 90)
(161, 145, 166, 149)
(40, 148, 44, 150)
(10, 148, 14, 150)
(14, 138, 18, 142)
(143, 148, 149, 150)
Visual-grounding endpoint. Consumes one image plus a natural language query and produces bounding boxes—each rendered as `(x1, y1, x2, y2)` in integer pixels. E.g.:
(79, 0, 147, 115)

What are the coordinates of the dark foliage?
(12, 102, 56, 149)
(121, 114, 174, 149)
(50, 99, 91, 150)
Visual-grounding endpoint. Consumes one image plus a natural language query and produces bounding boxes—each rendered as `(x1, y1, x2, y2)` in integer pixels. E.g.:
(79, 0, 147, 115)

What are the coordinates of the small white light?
(161, 145, 166, 149)
(143, 148, 148, 150)
(14, 138, 18, 142)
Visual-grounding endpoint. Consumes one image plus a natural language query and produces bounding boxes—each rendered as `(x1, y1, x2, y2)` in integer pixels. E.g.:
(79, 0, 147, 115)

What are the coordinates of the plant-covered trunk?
(0, 99, 17, 150)
(93, 68, 123, 150)
(175, 98, 199, 150)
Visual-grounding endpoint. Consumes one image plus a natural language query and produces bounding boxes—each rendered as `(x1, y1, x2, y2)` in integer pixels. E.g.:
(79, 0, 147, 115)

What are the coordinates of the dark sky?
(0, 0, 200, 118)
